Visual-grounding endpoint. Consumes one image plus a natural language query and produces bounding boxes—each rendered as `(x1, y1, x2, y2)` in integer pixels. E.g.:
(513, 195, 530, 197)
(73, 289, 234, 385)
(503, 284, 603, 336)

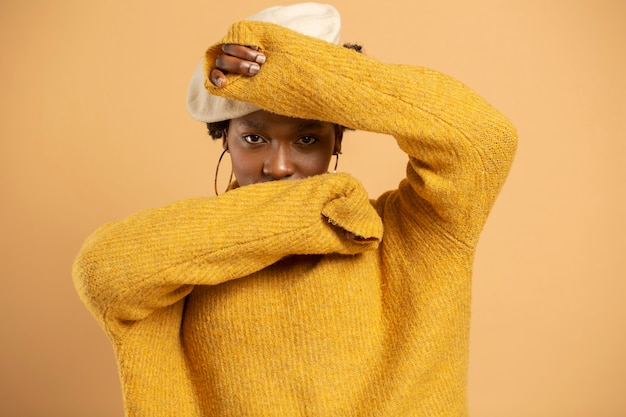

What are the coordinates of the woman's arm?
(73, 173, 382, 330)
(204, 21, 518, 245)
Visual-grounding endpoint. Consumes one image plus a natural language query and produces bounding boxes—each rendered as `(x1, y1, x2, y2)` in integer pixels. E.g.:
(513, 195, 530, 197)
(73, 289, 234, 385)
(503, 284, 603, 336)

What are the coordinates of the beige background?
(1, 0, 624, 415)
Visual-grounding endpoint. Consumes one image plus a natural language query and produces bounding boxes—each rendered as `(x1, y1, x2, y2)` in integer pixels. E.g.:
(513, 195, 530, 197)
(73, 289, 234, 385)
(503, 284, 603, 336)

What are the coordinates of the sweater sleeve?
(204, 22, 518, 245)
(73, 173, 382, 331)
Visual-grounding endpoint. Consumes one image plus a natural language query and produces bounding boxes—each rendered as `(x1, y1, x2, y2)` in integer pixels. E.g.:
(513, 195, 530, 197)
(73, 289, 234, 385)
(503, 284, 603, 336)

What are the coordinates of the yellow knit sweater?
(73, 21, 517, 417)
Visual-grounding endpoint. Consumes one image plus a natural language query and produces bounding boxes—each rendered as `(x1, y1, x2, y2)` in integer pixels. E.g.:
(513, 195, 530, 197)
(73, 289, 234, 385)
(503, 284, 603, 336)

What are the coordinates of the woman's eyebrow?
(236, 120, 324, 132)
(237, 120, 265, 129)
(295, 121, 324, 132)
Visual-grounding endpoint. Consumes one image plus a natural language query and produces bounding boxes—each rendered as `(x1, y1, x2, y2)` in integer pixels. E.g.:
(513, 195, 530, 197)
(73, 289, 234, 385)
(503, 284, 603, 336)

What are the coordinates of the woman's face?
(223, 110, 343, 187)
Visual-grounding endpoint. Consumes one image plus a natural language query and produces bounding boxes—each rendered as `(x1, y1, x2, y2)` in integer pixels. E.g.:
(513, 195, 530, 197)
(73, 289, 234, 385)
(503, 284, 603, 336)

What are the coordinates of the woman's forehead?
(231, 111, 331, 132)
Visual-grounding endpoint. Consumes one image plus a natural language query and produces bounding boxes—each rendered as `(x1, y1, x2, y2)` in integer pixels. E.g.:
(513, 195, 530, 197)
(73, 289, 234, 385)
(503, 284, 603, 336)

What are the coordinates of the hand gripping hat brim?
(186, 2, 341, 124)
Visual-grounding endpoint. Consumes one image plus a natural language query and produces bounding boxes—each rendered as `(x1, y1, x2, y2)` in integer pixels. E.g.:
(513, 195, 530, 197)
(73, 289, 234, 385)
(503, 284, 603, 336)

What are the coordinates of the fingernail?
(248, 63, 260, 75)
(255, 54, 266, 64)
(213, 76, 224, 87)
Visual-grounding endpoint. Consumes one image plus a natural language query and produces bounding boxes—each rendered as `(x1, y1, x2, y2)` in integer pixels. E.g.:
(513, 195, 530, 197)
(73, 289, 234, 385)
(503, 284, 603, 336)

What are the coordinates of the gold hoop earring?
(332, 153, 339, 173)
(214, 149, 233, 196)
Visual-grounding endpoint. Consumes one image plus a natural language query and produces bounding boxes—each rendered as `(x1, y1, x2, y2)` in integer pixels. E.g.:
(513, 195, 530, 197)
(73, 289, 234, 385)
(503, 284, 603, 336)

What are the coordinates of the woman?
(73, 3, 517, 416)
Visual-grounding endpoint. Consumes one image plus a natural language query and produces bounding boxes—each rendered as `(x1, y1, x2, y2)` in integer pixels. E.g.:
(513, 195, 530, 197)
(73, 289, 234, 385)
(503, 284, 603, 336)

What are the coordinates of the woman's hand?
(211, 44, 266, 88)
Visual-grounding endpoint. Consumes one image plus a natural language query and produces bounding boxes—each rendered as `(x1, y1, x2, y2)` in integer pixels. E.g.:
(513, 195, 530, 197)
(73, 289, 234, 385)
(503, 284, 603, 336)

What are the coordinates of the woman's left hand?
(211, 44, 266, 88)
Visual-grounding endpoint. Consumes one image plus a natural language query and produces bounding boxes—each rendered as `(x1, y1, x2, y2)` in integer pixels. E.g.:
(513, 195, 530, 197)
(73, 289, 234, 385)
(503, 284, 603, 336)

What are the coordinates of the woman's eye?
(296, 136, 318, 145)
(243, 134, 264, 144)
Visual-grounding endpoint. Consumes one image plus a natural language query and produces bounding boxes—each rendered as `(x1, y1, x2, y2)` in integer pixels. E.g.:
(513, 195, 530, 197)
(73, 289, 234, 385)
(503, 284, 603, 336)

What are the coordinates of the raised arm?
(204, 21, 518, 245)
(73, 173, 382, 331)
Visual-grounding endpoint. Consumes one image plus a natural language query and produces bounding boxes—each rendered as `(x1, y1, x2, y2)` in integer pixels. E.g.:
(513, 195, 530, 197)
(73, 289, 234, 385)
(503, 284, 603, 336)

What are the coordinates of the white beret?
(186, 3, 341, 123)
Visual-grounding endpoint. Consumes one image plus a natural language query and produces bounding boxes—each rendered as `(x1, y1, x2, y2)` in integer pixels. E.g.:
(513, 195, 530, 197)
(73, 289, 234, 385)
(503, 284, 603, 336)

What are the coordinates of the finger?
(211, 68, 227, 87)
(215, 55, 261, 76)
(221, 44, 266, 64)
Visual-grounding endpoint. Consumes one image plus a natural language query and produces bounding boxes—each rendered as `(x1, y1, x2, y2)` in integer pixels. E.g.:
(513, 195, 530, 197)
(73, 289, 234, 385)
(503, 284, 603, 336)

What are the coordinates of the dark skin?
(211, 44, 266, 88)
(212, 45, 343, 187)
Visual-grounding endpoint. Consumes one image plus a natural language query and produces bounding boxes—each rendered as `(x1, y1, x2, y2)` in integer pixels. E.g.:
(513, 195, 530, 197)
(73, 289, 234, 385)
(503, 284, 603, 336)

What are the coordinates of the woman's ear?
(333, 125, 344, 154)
(222, 129, 229, 151)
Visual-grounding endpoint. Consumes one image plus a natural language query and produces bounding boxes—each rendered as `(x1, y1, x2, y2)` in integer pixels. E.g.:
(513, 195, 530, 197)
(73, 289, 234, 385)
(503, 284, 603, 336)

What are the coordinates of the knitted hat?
(186, 2, 341, 123)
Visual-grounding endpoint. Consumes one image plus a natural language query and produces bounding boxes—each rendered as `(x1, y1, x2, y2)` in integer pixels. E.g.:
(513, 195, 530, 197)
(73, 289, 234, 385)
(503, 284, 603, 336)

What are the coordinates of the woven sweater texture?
(73, 21, 517, 417)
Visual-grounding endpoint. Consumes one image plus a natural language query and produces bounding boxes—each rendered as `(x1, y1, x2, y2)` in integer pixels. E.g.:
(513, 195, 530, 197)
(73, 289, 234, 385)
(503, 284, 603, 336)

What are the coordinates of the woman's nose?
(263, 144, 295, 180)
